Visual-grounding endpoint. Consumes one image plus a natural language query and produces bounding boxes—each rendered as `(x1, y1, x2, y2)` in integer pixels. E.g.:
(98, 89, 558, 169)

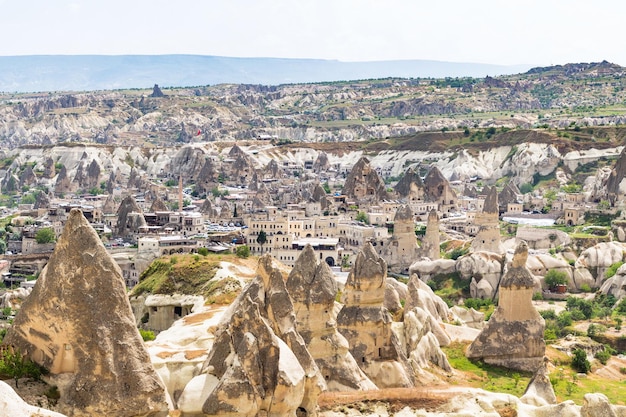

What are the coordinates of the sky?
(0, 0, 623, 67)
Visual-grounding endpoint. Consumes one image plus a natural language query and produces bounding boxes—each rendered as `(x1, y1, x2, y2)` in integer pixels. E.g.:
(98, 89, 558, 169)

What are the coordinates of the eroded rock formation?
(337, 242, 414, 388)
(178, 254, 325, 416)
(343, 157, 388, 202)
(286, 245, 376, 391)
(4, 209, 169, 417)
(466, 240, 545, 372)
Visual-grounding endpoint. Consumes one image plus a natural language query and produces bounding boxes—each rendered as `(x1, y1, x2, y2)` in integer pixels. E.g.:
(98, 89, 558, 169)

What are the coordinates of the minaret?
(178, 174, 183, 212)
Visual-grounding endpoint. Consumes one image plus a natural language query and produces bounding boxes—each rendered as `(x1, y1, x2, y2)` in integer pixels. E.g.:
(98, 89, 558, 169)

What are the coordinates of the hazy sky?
(0, 0, 622, 66)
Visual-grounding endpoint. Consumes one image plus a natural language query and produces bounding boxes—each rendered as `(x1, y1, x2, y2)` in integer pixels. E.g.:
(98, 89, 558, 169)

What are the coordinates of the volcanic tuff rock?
(178, 254, 325, 416)
(420, 209, 440, 260)
(422, 166, 456, 210)
(343, 157, 388, 202)
(286, 245, 376, 391)
(470, 186, 504, 254)
(394, 166, 424, 200)
(599, 263, 626, 300)
(606, 146, 626, 204)
(575, 241, 626, 284)
(520, 357, 557, 407)
(466, 241, 546, 372)
(382, 205, 421, 274)
(456, 252, 504, 300)
(116, 194, 147, 237)
(337, 243, 415, 388)
(4, 209, 169, 417)
(312, 151, 330, 173)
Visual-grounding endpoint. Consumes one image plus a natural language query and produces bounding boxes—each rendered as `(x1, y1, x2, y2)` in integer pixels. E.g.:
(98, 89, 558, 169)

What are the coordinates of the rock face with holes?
(4, 208, 169, 417)
(178, 254, 326, 416)
(466, 240, 546, 372)
(337, 242, 415, 388)
(286, 244, 377, 392)
(470, 186, 504, 254)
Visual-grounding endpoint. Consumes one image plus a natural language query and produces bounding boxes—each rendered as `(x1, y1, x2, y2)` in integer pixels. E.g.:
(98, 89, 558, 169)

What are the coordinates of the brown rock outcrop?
(606, 146, 626, 205)
(54, 165, 72, 193)
(343, 157, 388, 202)
(4, 209, 169, 417)
(312, 152, 330, 174)
(466, 240, 545, 372)
(423, 166, 457, 210)
(19, 166, 37, 188)
(116, 195, 147, 237)
(286, 245, 376, 391)
(337, 243, 414, 388)
(150, 196, 169, 212)
(394, 166, 424, 200)
(179, 255, 326, 416)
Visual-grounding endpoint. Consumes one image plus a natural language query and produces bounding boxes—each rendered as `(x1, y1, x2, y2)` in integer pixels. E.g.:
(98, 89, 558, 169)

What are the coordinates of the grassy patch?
(131, 254, 219, 297)
(444, 342, 626, 405)
(427, 272, 470, 307)
(443, 342, 531, 397)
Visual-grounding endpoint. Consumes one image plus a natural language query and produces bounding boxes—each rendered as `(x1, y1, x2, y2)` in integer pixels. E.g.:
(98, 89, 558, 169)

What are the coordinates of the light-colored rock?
(521, 357, 557, 406)
(599, 263, 626, 300)
(456, 252, 503, 299)
(408, 258, 456, 282)
(4, 209, 169, 417)
(450, 305, 485, 329)
(181, 254, 325, 416)
(337, 243, 414, 388)
(286, 245, 376, 392)
(576, 241, 626, 285)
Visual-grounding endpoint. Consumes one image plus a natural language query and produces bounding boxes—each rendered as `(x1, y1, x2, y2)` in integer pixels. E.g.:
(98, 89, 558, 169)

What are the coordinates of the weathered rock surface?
(116, 194, 147, 237)
(456, 252, 503, 300)
(599, 263, 626, 300)
(408, 258, 456, 282)
(420, 209, 440, 260)
(178, 254, 325, 416)
(466, 241, 546, 372)
(470, 186, 504, 254)
(394, 166, 424, 200)
(286, 245, 376, 391)
(520, 357, 557, 406)
(576, 241, 626, 285)
(4, 209, 169, 417)
(343, 157, 388, 202)
(337, 243, 414, 388)
(382, 205, 420, 274)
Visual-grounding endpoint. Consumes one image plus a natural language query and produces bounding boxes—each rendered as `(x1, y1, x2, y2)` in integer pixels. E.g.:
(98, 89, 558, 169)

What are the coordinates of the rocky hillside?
(1, 61, 626, 149)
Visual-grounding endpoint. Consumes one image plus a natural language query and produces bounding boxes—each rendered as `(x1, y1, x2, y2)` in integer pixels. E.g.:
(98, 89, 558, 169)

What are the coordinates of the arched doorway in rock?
(325, 256, 335, 267)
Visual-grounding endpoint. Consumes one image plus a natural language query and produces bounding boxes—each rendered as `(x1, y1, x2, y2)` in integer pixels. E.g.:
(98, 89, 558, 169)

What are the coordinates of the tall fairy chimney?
(178, 174, 183, 212)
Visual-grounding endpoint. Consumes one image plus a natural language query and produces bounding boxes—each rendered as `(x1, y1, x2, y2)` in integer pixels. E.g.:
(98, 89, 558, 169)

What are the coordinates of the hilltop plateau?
(1, 61, 626, 150)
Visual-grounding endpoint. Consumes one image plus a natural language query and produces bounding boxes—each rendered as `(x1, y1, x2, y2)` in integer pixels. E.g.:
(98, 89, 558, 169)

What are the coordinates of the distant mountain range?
(0, 55, 533, 93)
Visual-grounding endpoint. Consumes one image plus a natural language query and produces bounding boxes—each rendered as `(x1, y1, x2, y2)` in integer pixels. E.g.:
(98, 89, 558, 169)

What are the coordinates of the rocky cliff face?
(4, 209, 169, 417)
(177, 255, 325, 416)
(286, 245, 376, 391)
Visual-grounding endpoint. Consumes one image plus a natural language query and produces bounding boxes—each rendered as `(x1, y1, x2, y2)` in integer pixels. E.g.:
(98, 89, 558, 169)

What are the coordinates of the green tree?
(35, 227, 56, 244)
(0, 239, 6, 254)
(519, 183, 533, 194)
(322, 182, 331, 194)
(0, 348, 44, 388)
(571, 348, 591, 373)
(598, 200, 611, 210)
(355, 211, 369, 224)
(544, 269, 568, 289)
(256, 230, 267, 250)
(236, 245, 250, 258)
